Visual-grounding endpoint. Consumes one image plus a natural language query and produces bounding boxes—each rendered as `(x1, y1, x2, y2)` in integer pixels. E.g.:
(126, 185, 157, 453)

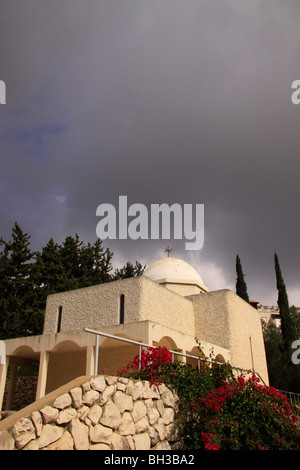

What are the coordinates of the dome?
(143, 257, 208, 294)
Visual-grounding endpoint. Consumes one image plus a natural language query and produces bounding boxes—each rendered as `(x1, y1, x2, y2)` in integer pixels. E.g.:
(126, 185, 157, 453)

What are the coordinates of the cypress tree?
(274, 252, 297, 351)
(235, 255, 249, 303)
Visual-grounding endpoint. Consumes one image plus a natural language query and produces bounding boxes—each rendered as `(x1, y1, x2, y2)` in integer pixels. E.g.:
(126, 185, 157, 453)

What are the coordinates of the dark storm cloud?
(0, 0, 299, 304)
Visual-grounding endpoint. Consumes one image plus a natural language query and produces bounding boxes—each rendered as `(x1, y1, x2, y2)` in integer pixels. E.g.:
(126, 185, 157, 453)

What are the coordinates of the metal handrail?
(83, 327, 266, 385)
(277, 389, 300, 406)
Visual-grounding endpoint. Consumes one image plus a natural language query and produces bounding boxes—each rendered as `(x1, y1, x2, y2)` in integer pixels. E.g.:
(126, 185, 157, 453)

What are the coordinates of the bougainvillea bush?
(117, 345, 173, 386)
(117, 346, 300, 450)
(184, 373, 300, 450)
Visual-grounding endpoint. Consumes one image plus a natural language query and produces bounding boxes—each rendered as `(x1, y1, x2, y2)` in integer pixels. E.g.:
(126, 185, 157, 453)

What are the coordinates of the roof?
(143, 257, 208, 291)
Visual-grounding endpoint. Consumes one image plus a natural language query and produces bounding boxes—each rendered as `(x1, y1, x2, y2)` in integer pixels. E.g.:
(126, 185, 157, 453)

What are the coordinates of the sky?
(0, 0, 300, 306)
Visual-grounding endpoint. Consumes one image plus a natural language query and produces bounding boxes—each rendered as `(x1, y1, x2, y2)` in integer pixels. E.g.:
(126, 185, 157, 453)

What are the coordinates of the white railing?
(277, 390, 300, 406)
(83, 327, 267, 385)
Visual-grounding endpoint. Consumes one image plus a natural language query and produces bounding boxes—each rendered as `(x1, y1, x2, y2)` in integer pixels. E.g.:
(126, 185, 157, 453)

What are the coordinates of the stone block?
(88, 404, 102, 425)
(118, 412, 135, 436)
(44, 430, 74, 450)
(131, 400, 146, 423)
(82, 390, 100, 406)
(89, 423, 113, 445)
(90, 376, 106, 392)
(56, 407, 77, 425)
(69, 418, 89, 450)
(100, 400, 121, 429)
(53, 393, 72, 410)
(113, 390, 133, 413)
(12, 417, 36, 449)
(132, 432, 150, 450)
(70, 386, 82, 408)
(40, 405, 59, 424)
(31, 411, 43, 437)
(100, 384, 115, 404)
(37, 424, 63, 449)
(0, 430, 15, 450)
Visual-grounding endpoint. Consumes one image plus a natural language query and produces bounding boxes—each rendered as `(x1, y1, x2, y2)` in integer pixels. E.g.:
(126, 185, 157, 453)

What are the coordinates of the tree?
(31, 237, 66, 298)
(84, 239, 113, 286)
(235, 255, 249, 303)
(113, 261, 145, 280)
(274, 252, 297, 352)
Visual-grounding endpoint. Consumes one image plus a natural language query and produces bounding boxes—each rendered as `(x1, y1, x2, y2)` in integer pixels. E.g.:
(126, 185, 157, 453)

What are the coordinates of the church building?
(0, 257, 269, 412)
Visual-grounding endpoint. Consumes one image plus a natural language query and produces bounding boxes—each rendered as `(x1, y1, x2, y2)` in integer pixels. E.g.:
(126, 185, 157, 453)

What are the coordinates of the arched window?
(119, 295, 125, 324)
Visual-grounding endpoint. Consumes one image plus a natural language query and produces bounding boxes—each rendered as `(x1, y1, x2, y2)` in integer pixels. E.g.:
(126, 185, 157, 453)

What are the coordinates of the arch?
(186, 345, 206, 369)
(52, 340, 82, 353)
(153, 336, 183, 362)
(3, 345, 39, 412)
(98, 334, 140, 376)
(215, 354, 226, 364)
(100, 334, 135, 349)
(10, 345, 39, 361)
(155, 336, 178, 351)
(46, 341, 86, 394)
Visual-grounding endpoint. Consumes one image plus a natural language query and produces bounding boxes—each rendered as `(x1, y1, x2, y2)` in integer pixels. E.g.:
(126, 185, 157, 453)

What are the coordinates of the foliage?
(0, 222, 43, 339)
(274, 252, 297, 351)
(117, 346, 173, 386)
(118, 345, 300, 450)
(185, 373, 300, 450)
(263, 319, 300, 393)
(235, 254, 249, 303)
(113, 261, 145, 280)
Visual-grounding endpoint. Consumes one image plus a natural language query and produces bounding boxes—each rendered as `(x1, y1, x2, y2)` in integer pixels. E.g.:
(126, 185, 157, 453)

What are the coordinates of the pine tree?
(32, 237, 66, 297)
(89, 239, 113, 285)
(274, 252, 297, 351)
(0, 222, 43, 339)
(235, 255, 249, 303)
(113, 261, 145, 280)
(59, 234, 83, 291)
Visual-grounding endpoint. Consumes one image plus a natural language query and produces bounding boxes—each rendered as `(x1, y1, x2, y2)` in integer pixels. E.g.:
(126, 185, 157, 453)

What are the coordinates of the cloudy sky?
(1, 0, 300, 306)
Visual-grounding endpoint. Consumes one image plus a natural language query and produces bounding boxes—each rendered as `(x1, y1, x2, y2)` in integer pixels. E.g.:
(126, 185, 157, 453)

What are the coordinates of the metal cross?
(164, 246, 172, 258)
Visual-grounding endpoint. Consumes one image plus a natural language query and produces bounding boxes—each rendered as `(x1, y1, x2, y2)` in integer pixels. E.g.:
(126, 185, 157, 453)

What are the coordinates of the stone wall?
(0, 375, 182, 450)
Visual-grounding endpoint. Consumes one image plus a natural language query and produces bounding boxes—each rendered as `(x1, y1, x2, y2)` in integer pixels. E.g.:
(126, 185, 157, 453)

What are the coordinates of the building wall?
(191, 290, 232, 350)
(226, 291, 269, 384)
(191, 289, 269, 384)
(43, 276, 195, 339)
(139, 277, 195, 337)
(43, 277, 145, 335)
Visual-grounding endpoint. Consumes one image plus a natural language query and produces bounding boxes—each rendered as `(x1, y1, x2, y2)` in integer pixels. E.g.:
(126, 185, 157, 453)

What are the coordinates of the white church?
(0, 257, 269, 412)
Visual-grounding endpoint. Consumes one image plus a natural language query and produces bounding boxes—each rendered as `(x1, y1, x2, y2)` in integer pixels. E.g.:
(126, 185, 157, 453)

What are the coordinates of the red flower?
(205, 443, 220, 450)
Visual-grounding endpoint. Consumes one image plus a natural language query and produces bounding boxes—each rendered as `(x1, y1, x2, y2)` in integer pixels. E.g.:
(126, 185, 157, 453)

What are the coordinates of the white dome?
(143, 257, 208, 292)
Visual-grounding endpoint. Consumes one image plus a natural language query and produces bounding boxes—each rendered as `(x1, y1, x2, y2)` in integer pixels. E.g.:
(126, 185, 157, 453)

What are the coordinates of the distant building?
(258, 305, 281, 327)
(258, 304, 300, 328)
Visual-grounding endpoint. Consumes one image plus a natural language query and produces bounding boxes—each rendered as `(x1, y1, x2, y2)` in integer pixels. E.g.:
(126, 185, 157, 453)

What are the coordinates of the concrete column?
(36, 350, 49, 400)
(0, 356, 9, 412)
(4, 361, 18, 411)
(86, 343, 96, 376)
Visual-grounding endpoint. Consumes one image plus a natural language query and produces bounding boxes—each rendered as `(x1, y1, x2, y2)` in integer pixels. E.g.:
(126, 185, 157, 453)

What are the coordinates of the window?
(119, 295, 125, 324)
(57, 306, 63, 333)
